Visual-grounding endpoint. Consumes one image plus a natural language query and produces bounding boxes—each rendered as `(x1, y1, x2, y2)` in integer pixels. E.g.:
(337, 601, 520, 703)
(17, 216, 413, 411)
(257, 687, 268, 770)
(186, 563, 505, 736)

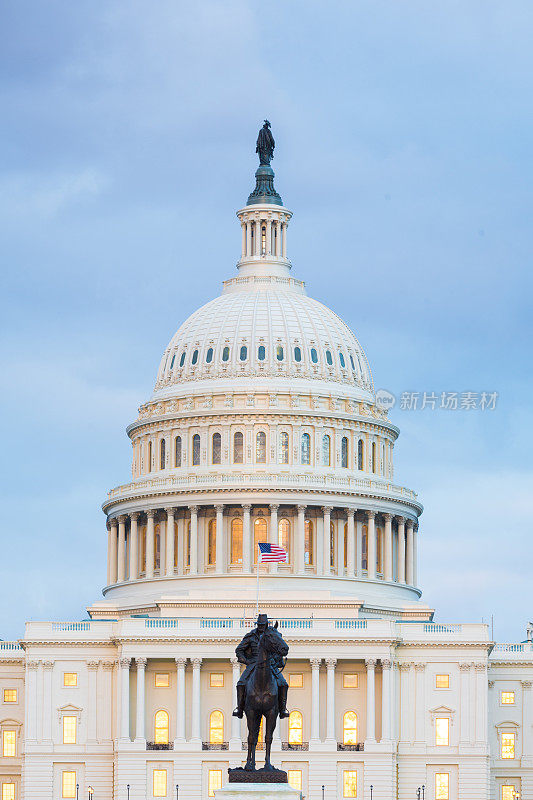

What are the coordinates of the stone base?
(228, 768, 287, 784)
(216, 781, 300, 800)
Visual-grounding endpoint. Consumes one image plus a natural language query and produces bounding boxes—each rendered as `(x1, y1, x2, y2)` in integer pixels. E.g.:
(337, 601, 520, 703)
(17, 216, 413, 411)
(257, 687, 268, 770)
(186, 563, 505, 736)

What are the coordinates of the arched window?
(258, 345, 266, 361)
(140, 526, 147, 572)
(209, 710, 224, 744)
(276, 345, 284, 361)
(192, 434, 201, 466)
(343, 711, 358, 745)
(304, 520, 314, 566)
(288, 710, 303, 745)
(310, 347, 318, 363)
(261, 225, 266, 255)
(376, 527, 383, 574)
(362, 525, 368, 571)
(192, 349, 199, 365)
(175, 436, 182, 468)
(212, 433, 221, 465)
(341, 436, 348, 468)
(155, 710, 169, 744)
(231, 518, 243, 565)
(330, 521, 335, 569)
(239, 346, 247, 361)
(170, 353, 175, 369)
(326, 350, 333, 366)
(322, 434, 331, 466)
(256, 431, 266, 463)
(339, 352, 346, 368)
(207, 519, 216, 566)
(185, 521, 191, 568)
(179, 351, 186, 367)
(294, 346, 302, 362)
(357, 439, 364, 471)
(301, 433, 311, 465)
(222, 346, 230, 362)
(349, 354, 356, 371)
(233, 432, 244, 464)
(279, 431, 289, 464)
(160, 439, 166, 470)
(278, 518, 290, 555)
(154, 525, 161, 571)
(254, 517, 267, 563)
(371, 442, 376, 474)
(148, 440, 153, 473)
(206, 347, 214, 363)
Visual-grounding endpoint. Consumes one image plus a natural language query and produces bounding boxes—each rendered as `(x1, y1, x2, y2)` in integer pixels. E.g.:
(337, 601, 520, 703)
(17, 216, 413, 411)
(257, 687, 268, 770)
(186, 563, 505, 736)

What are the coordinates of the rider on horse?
(232, 613, 290, 720)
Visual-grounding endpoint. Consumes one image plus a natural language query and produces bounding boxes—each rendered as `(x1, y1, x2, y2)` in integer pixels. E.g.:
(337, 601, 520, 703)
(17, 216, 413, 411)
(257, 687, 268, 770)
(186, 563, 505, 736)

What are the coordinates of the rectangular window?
(153, 769, 167, 798)
(343, 673, 359, 689)
(435, 773, 449, 799)
(2, 784, 15, 800)
(63, 673, 78, 687)
(210, 673, 224, 688)
(3, 689, 17, 703)
(2, 731, 16, 758)
(62, 715, 77, 745)
(343, 770, 357, 798)
(435, 717, 449, 746)
(288, 771, 302, 792)
(501, 691, 515, 705)
(288, 673, 303, 688)
(62, 771, 76, 799)
(436, 674, 450, 689)
(154, 673, 170, 688)
(501, 732, 516, 759)
(208, 770, 222, 798)
(501, 787, 517, 800)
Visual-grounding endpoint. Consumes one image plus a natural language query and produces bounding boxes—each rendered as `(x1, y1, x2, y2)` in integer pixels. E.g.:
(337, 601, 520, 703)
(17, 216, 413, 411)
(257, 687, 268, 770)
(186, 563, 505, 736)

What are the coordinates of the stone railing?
(0, 642, 23, 654)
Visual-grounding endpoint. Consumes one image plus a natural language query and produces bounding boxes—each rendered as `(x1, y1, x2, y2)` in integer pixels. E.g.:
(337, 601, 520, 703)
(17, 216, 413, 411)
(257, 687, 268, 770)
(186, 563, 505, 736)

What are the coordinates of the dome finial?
(247, 120, 282, 206)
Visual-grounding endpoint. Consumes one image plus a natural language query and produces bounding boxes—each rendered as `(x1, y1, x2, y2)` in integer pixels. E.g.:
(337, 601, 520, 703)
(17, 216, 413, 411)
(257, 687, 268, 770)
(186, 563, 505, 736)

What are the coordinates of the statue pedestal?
(216, 782, 300, 800)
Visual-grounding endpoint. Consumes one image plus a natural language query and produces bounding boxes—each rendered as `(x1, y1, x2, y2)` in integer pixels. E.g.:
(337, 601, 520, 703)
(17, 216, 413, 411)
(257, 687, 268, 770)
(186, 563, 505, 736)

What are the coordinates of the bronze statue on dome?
(256, 120, 275, 165)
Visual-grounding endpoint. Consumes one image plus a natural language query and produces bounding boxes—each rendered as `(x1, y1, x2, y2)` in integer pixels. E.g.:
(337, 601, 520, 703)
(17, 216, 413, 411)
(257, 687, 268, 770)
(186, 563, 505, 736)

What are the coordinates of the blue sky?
(1, 1, 531, 642)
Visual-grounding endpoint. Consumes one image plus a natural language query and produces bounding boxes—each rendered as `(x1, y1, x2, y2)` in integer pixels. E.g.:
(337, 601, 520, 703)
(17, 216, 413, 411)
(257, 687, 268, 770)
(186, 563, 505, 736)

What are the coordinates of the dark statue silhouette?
(231, 613, 289, 774)
(256, 120, 275, 165)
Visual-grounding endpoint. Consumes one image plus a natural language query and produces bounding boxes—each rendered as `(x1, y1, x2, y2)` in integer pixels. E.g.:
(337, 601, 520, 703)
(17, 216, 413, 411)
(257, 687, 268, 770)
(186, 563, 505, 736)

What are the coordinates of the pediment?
(430, 705, 454, 715)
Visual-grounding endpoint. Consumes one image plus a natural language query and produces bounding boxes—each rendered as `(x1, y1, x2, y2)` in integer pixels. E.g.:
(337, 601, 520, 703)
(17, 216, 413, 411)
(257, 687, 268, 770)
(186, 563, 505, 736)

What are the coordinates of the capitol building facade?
(1, 141, 532, 800)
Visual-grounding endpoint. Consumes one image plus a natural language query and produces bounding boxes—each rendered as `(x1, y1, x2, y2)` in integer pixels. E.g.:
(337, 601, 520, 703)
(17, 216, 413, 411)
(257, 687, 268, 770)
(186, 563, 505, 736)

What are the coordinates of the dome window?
(322, 434, 331, 466)
(160, 439, 166, 470)
(341, 436, 348, 468)
(339, 352, 346, 368)
(276, 345, 284, 361)
(192, 434, 200, 466)
(175, 436, 182, 468)
(357, 439, 364, 471)
(212, 433, 221, 464)
(240, 346, 248, 361)
(301, 433, 311, 465)
(326, 350, 333, 366)
(294, 346, 302, 362)
(349, 354, 356, 371)
(258, 345, 266, 361)
(180, 352, 186, 367)
(206, 348, 214, 363)
(192, 349, 199, 365)
(310, 348, 318, 364)
(261, 225, 267, 255)
(279, 431, 289, 464)
(256, 431, 266, 463)
(170, 354, 176, 370)
(222, 346, 230, 362)
(233, 432, 244, 463)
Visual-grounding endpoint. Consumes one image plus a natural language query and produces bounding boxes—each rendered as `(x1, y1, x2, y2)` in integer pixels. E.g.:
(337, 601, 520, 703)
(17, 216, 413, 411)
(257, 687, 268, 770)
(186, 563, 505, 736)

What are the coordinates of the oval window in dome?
(192, 349, 199, 365)
(310, 348, 318, 363)
(276, 345, 284, 361)
(349, 354, 356, 371)
(170, 354, 176, 370)
(180, 352, 186, 367)
(222, 346, 230, 362)
(294, 346, 301, 362)
(206, 348, 213, 363)
(258, 345, 266, 361)
(326, 350, 333, 366)
(339, 352, 345, 368)
(240, 346, 248, 361)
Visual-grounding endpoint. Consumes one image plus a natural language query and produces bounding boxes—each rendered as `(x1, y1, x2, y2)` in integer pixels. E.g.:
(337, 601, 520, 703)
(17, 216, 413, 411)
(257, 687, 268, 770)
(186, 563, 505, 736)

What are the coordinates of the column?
(413, 524, 418, 585)
(266, 219, 272, 254)
(365, 658, 376, 743)
(459, 662, 471, 745)
(215, 504, 224, 574)
(310, 658, 321, 743)
(175, 658, 186, 744)
(367, 510, 376, 579)
(87, 661, 99, 744)
(42, 661, 54, 744)
(108, 518, 118, 584)
(397, 517, 406, 584)
(356, 515, 363, 576)
(381, 659, 392, 742)
(119, 657, 131, 741)
(243, 505, 252, 572)
(164, 507, 175, 576)
(129, 512, 139, 580)
(246, 222, 251, 257)
(406, 520, 414, 585)
(414, 663, 426, 744)
(241, 222, 246, 258)
(255, 219, 261, 255)
(189, 505, 198, 575)
(326, 658, 337, 743)
(398, 663, 412, 742)
(135, 657, 147, 743)
(323, 506, 332, 576)
(269, 504, 279, 573)
(25, 661, 39, 741)
(117, 515, 127, 582)
(346, 509, 355, 576)
(281, 222, 287, 258)
(297, 505, 306, 574)
(100, 661, 114, 742)
(146, 510, 156, 578)
(522, 680, 533, 759)
(475, 663, 487, 744)
(191, 657, 202, 743)
(384, 513, 393, 581)
(230, 657, 241, 747)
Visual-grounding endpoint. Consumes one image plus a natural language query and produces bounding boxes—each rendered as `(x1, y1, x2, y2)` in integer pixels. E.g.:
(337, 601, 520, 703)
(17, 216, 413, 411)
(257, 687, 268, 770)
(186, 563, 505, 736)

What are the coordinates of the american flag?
(258, 542, 288, 563)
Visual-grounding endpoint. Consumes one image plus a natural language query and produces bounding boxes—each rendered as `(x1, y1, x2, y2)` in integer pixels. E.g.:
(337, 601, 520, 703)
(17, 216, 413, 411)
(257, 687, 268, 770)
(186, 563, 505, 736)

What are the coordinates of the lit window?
(207, 519, 216, 566)
(435, 773, 449, 800)
(191, 349, 198, 365)
(256, 431, 266, 463)
(343, 711, 358, 745)
(310, 347, 318, 363)
(278, 518, 290, 555)
(325, 350, 333, 365)
(239, 345, 247, 361)
(175, 436, 182, 467)
(435, 717, 449, 746)
(322, 434, 331, 466)
(63, 672, 78, 687)
(231, 518, 243, 565)
(339, 352, 346, 368)
(212, 432, 221, 465)
(357, 439, 364, 470)
(2, 731, 15, 757)
(153, 769, 167, 798)
(258, 345, 266, 361)
(341, 436, 348, 468)
(276, 345, 284, 361)
(170, 354, 175, 370)
(261, 225, 266, 254)
(209, 710, 224, 744)
(2, 783, 15, 800)
(155, 673, 170, 688)
(343, 674, 358, 689)
(501, 691, 515, 705)
(222, 346, 230, 361)
(289, 674, 303, 688)
(288, 710, 303, 744)
(208, 770, 222, 798)
(206, 347, 213, 363)
(154, 710, 169, 744)
(294, 346, 301, 362)
(501, 732, 515, 759)
(301, 433, 311, 465)
(343, 770, 357, 798)
(62, 771, 76, 799)
(501, 787, 518, 800)
(192, 433, 200, 465)
(210, 673, 224, 688)
(254, 518, 267, 563)
(159, 438, 166, 470)
(304, 520, 314, 565)
(436, 674, 450, 689)
(287, 771, 302, 792)
(179, 351, 186, 367)
(62, 715, 77, 744)
(234, 431, 244, 463)
(279, 431, 289, 464)
(3, 689, 17, 703)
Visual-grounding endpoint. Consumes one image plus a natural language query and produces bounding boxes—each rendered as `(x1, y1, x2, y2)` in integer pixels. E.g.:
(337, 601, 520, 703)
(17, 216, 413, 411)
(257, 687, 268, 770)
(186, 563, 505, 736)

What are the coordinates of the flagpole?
(255, 545, 260, 616)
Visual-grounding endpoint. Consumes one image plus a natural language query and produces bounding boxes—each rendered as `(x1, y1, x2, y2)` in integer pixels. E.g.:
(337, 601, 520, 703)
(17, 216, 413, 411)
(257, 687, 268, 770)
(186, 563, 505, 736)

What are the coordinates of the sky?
(1, 0, 532, 642)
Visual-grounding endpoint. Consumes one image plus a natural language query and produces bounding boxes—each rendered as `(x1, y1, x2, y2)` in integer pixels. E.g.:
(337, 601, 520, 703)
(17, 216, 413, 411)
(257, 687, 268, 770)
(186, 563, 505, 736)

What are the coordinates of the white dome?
(153, 275, 374, 397)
